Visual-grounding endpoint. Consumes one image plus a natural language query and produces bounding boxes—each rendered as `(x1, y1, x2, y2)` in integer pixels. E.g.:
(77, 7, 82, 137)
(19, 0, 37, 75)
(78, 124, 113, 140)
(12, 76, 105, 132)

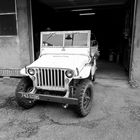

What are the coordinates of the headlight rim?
(28, 68, 35, 75)
(65, 69, 74, 78)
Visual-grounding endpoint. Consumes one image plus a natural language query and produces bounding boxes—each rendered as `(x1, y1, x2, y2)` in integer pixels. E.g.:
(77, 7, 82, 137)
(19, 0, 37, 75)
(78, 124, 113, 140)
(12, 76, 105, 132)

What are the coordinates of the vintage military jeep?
(15, 30, 98, 117)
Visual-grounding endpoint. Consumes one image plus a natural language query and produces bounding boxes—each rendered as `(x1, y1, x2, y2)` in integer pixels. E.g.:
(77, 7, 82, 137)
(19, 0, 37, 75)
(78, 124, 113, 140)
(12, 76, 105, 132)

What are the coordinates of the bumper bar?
(18, 92, 78, 105)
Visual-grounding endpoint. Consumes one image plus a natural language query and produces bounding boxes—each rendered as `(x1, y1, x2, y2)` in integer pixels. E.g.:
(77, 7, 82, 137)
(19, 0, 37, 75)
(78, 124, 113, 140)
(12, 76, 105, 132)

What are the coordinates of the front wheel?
(74, 79, 94, 117)
(15, 77, 36, 109)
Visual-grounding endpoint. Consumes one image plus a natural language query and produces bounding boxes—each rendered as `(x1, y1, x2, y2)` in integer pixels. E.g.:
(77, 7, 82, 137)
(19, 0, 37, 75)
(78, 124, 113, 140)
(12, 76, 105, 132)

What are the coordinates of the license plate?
(22, 93, 39, 100)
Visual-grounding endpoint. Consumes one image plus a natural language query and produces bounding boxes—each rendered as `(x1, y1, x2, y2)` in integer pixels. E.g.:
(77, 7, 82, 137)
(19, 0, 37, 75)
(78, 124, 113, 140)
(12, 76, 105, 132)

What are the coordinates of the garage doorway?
(31, 0, 134, 82)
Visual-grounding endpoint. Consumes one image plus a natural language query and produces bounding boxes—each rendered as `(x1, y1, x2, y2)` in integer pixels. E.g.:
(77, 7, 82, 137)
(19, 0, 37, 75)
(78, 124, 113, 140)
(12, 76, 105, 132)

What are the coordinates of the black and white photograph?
(0, 0, 140, 139)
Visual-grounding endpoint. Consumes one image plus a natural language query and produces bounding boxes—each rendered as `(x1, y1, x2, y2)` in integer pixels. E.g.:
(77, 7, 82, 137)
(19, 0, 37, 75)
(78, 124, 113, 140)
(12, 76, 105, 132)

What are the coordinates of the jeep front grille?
(34, 68, 66, 90)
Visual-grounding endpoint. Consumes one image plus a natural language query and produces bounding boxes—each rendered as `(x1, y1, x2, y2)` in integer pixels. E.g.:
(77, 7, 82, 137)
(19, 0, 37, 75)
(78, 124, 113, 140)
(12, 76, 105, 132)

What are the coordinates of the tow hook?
(63, 104, 69, 109)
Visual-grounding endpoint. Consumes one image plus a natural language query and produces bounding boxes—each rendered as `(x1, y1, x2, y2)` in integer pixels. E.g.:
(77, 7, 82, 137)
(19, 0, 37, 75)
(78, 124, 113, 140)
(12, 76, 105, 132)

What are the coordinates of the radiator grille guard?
(34, 68, 66, 91)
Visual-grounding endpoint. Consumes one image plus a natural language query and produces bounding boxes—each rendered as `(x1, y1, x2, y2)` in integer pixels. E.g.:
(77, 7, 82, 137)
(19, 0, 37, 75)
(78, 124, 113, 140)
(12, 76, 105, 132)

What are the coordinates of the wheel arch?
(20, 67, 28, 76)
(74, 65, 91, 79)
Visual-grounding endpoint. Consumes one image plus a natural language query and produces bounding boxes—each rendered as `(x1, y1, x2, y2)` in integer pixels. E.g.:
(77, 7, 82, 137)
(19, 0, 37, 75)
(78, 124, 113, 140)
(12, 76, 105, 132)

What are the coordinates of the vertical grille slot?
(35, 68, 66, 90)
(36, 69, 39, 86)
(62, 70, 65, 87)
(49, 69, 52, 86)
(59, 69, 61, 86)
(39, 69, 42, 86)
(42, 69, 45, 86)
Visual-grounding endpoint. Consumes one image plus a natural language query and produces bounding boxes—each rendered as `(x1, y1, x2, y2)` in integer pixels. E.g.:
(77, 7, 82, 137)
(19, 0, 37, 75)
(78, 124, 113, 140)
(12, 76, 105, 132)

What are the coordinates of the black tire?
(15, 77, 35, 109)
(89, 72, 95, 82)
(92, 74, 96, 82)
(74, 79, 94, 117)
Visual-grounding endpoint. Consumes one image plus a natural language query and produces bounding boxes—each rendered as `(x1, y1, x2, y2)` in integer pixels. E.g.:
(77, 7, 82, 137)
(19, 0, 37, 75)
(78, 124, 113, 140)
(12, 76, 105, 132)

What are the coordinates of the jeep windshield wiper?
(43, 33, 56, 46)
(47, 33, 56, 40)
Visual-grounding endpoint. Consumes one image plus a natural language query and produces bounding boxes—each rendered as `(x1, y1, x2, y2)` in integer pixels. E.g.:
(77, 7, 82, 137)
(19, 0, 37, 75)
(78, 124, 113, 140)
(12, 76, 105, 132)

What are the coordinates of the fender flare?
(20, 68, 28, 76)
(75, 65, 91, 79)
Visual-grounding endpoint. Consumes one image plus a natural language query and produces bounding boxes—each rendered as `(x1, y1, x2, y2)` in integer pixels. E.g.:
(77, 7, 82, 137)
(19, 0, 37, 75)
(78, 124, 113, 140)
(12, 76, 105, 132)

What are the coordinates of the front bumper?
(18, 91, 78, 105)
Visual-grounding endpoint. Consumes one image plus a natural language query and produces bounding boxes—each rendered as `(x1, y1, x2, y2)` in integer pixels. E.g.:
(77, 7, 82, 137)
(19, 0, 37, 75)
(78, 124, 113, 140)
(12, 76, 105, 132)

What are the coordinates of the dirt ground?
(0, 78, 140, 140)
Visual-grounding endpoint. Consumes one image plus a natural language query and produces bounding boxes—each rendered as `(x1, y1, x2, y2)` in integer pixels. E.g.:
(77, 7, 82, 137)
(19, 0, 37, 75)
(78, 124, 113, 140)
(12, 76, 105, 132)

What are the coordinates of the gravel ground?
(0, 78, 140, 140)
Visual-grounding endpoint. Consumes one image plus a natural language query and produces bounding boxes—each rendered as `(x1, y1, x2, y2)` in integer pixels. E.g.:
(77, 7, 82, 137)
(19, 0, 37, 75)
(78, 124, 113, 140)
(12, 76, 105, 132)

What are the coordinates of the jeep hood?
(27, 54, 90, 71)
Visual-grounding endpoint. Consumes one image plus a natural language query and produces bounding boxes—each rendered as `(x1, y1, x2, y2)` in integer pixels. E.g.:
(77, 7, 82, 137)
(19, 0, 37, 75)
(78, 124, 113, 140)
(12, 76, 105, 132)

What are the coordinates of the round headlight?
(65, 69, 74, 78)
(28, 68, 35, 75)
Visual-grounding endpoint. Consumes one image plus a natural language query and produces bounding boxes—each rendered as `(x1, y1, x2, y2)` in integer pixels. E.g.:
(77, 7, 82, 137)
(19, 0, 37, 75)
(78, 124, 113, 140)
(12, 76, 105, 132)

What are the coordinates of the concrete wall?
(131, 0, 140, 87)
(0, 0, 31, 76)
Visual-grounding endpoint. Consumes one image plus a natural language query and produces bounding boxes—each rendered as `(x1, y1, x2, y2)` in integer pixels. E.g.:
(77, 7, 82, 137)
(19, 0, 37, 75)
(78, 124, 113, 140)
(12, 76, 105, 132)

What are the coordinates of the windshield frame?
(40, 30, 91, 48)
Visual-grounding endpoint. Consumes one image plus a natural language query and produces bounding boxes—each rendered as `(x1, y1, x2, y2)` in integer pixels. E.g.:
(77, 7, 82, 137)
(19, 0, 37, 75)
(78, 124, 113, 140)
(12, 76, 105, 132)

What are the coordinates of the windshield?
(42, 34, 63, 46)
(42, 32, 88, 47)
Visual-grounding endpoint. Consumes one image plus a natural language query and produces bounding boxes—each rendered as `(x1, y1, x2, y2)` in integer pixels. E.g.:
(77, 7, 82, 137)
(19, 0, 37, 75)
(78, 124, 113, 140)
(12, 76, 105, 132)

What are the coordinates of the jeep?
(15, 30, 99, 117)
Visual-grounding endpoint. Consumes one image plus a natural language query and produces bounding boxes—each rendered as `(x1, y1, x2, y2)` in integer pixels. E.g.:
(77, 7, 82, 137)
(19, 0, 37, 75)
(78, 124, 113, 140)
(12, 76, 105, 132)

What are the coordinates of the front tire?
(15, 77, 35, 109)
(74, 79, 94, 117)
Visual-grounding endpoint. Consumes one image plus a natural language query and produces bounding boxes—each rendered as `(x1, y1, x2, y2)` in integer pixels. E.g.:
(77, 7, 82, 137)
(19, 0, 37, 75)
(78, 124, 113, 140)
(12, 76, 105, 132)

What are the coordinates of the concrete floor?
(96, 60, 128, 80)
(0, 78, 140, 140)
(96, 60, 129, 88)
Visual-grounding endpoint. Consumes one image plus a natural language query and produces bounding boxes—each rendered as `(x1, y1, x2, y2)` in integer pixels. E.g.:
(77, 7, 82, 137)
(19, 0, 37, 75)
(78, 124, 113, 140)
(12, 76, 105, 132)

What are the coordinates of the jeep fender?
(75, 65, 91, 79)
(20, 68, 28, 76)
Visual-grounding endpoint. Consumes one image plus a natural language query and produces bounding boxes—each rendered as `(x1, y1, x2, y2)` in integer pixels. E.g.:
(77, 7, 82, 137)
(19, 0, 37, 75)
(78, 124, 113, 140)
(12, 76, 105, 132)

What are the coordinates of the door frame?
(129, 0, 138, 81)
(27, 0, 34, 62)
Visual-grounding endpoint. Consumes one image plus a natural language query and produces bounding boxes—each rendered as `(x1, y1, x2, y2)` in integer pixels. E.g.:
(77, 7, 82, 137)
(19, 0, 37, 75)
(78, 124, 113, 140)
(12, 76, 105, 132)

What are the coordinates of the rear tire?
(74, 79, 94, 117)
(89, 72, 96, 82)
(92, 74, 96, 82)
(15, 77, 35, 109)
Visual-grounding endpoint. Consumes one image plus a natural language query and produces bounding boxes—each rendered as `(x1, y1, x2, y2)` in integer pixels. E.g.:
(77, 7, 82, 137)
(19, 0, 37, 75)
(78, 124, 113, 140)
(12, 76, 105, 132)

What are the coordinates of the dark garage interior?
(31, 0, 135, 81)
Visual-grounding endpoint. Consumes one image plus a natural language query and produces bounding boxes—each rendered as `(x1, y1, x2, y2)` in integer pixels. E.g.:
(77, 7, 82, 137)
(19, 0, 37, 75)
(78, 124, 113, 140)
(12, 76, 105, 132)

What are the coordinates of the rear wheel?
(92, 74, 96, 82)
(74, 79, 94, 117)
(90, 72, 96, 82)
(15, 77, 35, 109)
